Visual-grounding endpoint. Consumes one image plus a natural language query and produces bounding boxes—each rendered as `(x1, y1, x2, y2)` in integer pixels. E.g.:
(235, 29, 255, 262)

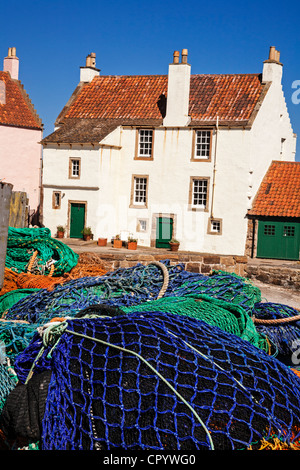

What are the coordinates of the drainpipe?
(210, 116, 219, 219)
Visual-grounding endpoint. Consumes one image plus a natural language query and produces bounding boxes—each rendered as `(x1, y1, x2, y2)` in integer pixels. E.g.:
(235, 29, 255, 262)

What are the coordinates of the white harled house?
(41, 47, 296, 255)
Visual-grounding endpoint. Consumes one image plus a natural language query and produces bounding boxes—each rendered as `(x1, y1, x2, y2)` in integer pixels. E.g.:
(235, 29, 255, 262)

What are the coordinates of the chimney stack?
(80, 52, 100, 82)
(3, 47, 19, 80)
(163, 48, 191, 127)
(262, 46, 282, 83)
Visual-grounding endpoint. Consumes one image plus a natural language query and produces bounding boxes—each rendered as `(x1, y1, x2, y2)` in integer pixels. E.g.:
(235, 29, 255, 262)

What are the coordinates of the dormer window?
(135, 129, 154, 160)
(192, 130, 212, 161)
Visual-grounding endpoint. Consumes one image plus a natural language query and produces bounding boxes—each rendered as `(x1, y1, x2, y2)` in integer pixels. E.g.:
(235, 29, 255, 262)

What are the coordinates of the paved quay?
(61, 238, 300, 309)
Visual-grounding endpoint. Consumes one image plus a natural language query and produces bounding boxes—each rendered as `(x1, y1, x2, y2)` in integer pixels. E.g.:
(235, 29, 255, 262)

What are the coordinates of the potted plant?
(81, 226, 93, 241)
(169, 238, 180, 251)
(97, 237, 107, 246)
(127, 236, 137, 250)
(57, 225, 65, 238)
(113, 234, 123, 248)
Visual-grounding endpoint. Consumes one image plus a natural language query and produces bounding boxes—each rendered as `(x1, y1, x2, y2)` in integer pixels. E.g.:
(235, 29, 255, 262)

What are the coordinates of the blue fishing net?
(253, 302, 300, 363)
(13, 310, 300, 450)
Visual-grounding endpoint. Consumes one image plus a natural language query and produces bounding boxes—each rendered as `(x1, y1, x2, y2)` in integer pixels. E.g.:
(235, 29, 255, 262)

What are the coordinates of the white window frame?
(138, 129, 153, 158)
(208, 218, 222, 235)
(130, 175, 149, 208)
(192, 130, 212, 160)
(137, 218, 148, 232)
(134, 177, 147, 205)
(69, 158, 81, 179)
(191, 178, 208, 209)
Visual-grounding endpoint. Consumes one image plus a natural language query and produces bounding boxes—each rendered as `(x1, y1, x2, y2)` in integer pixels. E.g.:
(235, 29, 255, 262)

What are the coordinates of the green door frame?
(257, 218, 300, 261)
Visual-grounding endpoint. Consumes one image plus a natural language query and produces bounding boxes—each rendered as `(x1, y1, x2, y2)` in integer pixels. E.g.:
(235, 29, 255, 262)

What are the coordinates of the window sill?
(129, 204, 148, 209)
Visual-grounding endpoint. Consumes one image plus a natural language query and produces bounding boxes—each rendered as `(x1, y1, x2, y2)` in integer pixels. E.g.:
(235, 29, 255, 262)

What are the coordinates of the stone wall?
(245, 263, 300, 291)
(82, 251, 248, 277)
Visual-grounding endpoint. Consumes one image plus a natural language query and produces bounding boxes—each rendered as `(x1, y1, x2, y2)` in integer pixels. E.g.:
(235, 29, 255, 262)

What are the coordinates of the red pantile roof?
(58, 73, 264, 124)
(0, 71, 42, 130)
(248, 161, 300, 218)
(43, 72, 265, 143)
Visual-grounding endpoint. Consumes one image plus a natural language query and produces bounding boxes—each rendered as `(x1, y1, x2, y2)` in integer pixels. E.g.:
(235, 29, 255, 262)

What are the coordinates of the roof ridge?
(92, 72, 261, 78)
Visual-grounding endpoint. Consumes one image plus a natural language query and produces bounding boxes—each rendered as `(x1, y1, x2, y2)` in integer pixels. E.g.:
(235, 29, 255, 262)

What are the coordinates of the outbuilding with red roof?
(247, 161, 300, 260)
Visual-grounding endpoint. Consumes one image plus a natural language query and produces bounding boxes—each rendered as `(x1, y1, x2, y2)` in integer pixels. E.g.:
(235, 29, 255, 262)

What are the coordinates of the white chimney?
(262, 46, 282, 83)
(80, 52, 100, 82)
(163, 49, 191, 127)
(3, 47, 19, 80)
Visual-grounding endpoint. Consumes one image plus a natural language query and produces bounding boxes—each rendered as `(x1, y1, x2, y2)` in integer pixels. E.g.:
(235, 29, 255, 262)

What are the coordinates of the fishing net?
(5, 227, 79, 276)
(0, 289, 40, 315)
(1, 259, 297, 451)
(3, 261, 260, 327)
(4, 309, 300, 450)
(124, 295, 269, 352)
(0, 363, 18, 413)
(252, 302, 300, 365)
(0, 321, 37, 365)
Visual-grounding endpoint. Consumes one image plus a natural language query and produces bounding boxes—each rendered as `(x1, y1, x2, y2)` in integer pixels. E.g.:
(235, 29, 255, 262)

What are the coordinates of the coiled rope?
(253, 310, 300, 325)
(148, 261, 169, 299)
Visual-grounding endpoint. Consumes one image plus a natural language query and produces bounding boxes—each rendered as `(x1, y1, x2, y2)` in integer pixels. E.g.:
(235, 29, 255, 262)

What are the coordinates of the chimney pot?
(173, 51, 180, 64)
(80, 52, 100, 82)
(262, 46, 282, 83)
(269, 46, 276, 61)
(181, 48, 188, 64)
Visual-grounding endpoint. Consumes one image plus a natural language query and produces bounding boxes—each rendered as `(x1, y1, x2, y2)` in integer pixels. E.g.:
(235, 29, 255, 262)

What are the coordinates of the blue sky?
(1, 0, 300, 160)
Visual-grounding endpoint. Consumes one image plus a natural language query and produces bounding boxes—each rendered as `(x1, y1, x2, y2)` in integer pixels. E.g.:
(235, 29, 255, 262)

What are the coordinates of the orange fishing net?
(249, 436, 300, 450)
(1, 253, 108, 295)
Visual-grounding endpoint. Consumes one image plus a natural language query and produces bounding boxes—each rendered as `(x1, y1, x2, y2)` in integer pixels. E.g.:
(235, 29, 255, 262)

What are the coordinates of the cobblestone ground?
(252, 280, 300, 309)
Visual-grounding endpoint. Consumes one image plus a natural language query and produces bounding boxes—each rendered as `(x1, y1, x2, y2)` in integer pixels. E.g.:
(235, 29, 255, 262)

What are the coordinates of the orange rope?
(27, 250, 38, 273)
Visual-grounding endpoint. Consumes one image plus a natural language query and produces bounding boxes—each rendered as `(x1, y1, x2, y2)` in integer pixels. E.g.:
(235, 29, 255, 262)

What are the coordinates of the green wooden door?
(257, 220, 300, 260)
(156, 217, 173, 248)
(70, 203, 85, 238)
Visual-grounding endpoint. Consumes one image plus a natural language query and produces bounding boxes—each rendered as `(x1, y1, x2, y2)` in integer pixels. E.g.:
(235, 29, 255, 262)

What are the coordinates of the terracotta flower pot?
(169, 242, 179, 252)
(128, 241, 137, 250)
(113, 239, 122, 248)
(97, 238, 107, 246)
(83, 234, 92, 241)
(57, 231, 64, 239)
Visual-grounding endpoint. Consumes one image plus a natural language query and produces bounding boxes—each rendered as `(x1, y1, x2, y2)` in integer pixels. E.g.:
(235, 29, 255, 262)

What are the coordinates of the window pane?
(134, 177, 147, 204)
(195, 131, 210, 158)
(211, 220, 221, 232)
(192, 179, 207, 207)
(283, 226, 295, 237)
(72, 159, 80, 177)
(139, 130, 153, 157)
(264, 225, 275, 236)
